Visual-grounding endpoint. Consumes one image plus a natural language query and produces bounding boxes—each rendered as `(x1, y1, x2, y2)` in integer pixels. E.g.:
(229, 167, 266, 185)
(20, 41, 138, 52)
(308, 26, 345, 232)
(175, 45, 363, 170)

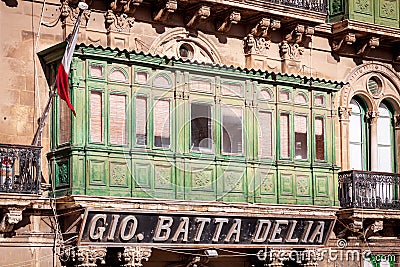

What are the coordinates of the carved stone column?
(367, 111, 379, 171)
(123, 246, 152, 267)
(338, 105, 352, 170)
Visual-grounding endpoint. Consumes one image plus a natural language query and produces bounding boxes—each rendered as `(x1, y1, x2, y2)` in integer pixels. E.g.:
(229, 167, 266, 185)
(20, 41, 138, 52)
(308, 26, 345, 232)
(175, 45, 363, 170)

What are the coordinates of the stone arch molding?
(148, 28, 222, 64)
(340, 62, 400, 112)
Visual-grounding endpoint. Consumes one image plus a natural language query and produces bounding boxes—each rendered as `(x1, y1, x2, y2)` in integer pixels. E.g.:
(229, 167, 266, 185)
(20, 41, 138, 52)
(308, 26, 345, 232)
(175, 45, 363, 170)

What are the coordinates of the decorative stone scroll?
(216, 11, 241, 33)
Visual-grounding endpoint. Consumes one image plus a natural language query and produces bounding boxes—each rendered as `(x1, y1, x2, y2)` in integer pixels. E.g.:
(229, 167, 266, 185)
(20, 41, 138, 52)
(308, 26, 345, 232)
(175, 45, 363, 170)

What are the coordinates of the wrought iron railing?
(271, 0, 326, 12)
(0, 144, 41, 194)
(339, 170, 400, 209)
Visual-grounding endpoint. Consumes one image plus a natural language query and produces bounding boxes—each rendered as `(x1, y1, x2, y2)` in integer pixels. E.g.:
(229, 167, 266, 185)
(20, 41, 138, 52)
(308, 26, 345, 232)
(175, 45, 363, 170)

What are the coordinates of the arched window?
(377, 102, 394, 172)
(349, 98, 368, 170)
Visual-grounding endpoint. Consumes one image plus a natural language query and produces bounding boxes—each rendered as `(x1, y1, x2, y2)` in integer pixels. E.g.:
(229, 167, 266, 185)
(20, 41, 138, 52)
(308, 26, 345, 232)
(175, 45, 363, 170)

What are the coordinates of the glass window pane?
(280, 113, 290, 158)
(259, 111, 272, 157)
(109, 94, 126, 145)
(349, 113, 362, 142)
(222, 106, 242, 154)
(135, 96, 147, 146)
(90, 91, 103, 143)
(378, 146, 392, 172)
(377, 117, 391, 145)
(349, 143, 363, 170)
(295, 115, 308, 159)
(154, 99, 170, 148)
(191, 103, 212, 152)
(315, 117, 325, 161)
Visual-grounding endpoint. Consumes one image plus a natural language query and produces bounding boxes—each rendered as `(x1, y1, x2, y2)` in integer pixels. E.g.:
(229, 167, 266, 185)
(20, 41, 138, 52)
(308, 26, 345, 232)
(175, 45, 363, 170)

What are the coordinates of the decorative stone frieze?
(279, 41, 304, 60)
(153, 0, 178, 22)
(185, 5, 210, 29)
(216, 11, 241, 33)
(59, 246, 107, 267)
(0, 207, 24, 233)
(244, 34, 270, 55)
(105, 10, 135, 33)
(332, 33, 356, 51)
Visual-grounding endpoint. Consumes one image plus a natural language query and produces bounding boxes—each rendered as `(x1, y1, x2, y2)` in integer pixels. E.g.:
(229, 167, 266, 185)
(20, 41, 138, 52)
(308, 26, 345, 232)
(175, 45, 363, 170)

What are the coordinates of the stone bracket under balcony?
(335, 208, 400, 241)
(331, 19, 400, 60)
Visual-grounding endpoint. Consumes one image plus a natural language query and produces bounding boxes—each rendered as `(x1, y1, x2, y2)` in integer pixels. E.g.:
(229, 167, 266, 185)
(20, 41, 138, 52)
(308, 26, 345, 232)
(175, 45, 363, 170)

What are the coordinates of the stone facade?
(2, 0, 400, 266)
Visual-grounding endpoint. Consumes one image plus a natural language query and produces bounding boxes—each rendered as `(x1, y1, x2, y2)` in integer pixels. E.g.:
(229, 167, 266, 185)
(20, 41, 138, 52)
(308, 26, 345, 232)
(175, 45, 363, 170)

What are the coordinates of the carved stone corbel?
(332, 33, 356, 52)
(0, 207, 24, 233)
(251, 18, 281, 37)
(216, 11, 241, 33)
(357, 37, 379, 55)
(123, 246, 152, 267)
(285, 24, 314, 44)
(185, 5, 210, 29)
(153, 0, 177, 22)
(279, 40, 304, 60)
(364, 220, 383, 240)
(109, 0, 143, 14)
(338, 106, 352, 121)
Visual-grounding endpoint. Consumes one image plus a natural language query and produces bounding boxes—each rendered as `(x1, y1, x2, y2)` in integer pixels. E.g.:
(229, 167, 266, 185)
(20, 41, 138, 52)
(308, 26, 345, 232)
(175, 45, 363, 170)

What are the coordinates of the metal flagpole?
(31, 2, 88, 146)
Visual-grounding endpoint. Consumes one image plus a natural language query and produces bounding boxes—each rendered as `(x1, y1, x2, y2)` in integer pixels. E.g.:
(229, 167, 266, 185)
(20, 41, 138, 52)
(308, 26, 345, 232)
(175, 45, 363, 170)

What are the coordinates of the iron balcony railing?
(339, 170, 400, 209)
(0, 144, 41, 194)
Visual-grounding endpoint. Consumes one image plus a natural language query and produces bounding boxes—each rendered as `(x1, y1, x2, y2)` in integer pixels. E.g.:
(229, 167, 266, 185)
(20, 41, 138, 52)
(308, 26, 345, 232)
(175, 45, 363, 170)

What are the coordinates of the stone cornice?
(58, 195, 338, 218)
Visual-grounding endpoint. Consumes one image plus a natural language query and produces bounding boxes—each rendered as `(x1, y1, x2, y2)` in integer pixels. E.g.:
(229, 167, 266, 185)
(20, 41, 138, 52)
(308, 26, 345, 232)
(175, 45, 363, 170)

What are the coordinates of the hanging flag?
(55, 2, 88, 116)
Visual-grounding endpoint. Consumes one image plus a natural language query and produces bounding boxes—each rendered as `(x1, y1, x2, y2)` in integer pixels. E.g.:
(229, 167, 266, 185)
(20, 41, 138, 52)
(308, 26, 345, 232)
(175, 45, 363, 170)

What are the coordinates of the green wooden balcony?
(329, 0, 400, 28)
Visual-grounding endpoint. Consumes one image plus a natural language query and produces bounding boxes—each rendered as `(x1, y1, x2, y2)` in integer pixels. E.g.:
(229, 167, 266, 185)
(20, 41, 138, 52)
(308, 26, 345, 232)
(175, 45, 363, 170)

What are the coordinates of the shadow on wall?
(2, 0, 18, 7)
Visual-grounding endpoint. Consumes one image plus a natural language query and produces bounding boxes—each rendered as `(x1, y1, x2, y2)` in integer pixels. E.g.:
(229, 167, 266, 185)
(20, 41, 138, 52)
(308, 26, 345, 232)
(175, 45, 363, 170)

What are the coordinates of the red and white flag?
(55, 3, 87, 116)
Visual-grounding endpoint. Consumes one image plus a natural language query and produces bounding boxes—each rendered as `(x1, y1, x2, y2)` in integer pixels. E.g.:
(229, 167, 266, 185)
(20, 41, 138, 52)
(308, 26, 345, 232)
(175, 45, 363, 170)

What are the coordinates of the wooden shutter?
(59, 100, 71, 144)
(135, 96, 147, 145)
(90, 91, 103, 143)
(280, 113, 290, 158)
(109, 94, 126, 145)
(259, 111, 272, 157)
(154, 99, 170, 147)
(315, 117, 325, 161)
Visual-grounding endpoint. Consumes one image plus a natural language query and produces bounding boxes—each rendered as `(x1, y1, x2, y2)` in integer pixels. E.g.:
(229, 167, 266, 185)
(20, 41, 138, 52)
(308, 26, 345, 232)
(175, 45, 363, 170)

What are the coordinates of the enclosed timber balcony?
(0, 144, 41, 194)
(339, 170, 400, 209)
